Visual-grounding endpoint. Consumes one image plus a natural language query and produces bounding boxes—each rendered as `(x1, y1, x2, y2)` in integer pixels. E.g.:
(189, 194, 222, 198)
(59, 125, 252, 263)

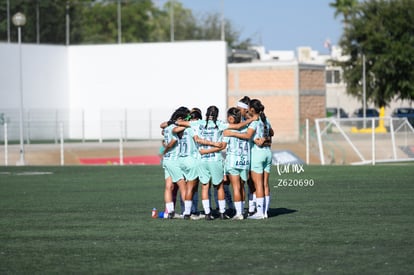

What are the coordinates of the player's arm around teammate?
(162, 109, 189, 218)
(194, 106, 233, 220)
(222, 107, 251, 220)
(175, 117, 202, 220)
(224, 99, 271, 219)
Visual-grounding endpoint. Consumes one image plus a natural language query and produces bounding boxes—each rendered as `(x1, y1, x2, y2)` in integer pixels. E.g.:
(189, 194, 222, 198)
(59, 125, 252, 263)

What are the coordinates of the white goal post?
(314, 117, 414, 165)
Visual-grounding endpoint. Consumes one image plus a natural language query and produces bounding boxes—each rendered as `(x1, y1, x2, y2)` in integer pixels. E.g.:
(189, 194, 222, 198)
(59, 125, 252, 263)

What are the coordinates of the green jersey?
(178, 127, 200, 159)
(249, 118, 272, 150)
(223, 127, 250, 169)
(193, 120, 228, 162)
(163, 124, 179, 161)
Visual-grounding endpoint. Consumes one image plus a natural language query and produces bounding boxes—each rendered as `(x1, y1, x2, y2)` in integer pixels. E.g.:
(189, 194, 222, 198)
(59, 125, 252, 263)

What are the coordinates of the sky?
(157, 0, 343, 54)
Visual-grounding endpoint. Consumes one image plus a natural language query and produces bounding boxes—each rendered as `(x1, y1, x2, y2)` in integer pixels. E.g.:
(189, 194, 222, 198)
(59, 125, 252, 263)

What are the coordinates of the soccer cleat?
(264, 212, 268, 219)
(248, 210, 257, 216)
(219, 213, 230, 220)
(198, 213, 206, 219)
(190, 214, 203, 220)
(225, 208, 236, 217)
(167, 211, 175, 219)
(231, 214, 244, 220)
(247, 212, 264, 220)
(183, 214, 191, 220)
(205, 213, 215, 220)
(173, 213, 183, 219)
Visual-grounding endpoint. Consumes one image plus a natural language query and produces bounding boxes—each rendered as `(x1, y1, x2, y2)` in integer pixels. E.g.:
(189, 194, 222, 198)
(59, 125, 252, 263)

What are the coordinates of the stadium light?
(12, 12, 26, 165)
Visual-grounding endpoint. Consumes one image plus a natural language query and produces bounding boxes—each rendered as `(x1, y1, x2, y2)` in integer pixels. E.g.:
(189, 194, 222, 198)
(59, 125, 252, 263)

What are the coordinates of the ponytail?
(205, 106, 219, 129)
(250, 99, 269, 138)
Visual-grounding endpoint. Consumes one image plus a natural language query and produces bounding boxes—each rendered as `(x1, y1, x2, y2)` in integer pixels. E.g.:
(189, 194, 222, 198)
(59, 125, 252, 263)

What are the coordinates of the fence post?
(60, 122, 64, 166)
(389, 117, 397, 160)
(306, 119, 309, 165)
(124, 108, 128, 142)
(4, 123, 8, 166)
(372, 118, 375, 165)
(149, 109, 152, 139)
(315, 119, 325, 165)
(99, 110, 103, 143)
(55, 109, 58, 144)
(119, 121, 124, 166)
(82, 109, 85, 143)
(26, 109, 30, 145)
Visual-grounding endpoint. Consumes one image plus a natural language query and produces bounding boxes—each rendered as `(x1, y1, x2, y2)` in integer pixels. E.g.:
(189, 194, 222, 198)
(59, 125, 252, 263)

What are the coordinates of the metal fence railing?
(0, 108, 172, 143)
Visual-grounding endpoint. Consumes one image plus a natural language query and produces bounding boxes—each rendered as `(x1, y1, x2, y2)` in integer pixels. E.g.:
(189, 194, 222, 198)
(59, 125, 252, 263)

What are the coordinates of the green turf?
(0, 165, 413, 274)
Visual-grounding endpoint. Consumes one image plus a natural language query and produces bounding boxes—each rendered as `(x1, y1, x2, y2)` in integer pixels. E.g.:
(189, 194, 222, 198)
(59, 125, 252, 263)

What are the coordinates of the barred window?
(326, 69, 341, 84)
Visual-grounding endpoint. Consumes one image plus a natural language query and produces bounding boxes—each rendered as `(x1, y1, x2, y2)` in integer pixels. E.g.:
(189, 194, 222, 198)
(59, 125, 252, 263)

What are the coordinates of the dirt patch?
(1, 140, 321, 166)
(2, 141, 162, 166)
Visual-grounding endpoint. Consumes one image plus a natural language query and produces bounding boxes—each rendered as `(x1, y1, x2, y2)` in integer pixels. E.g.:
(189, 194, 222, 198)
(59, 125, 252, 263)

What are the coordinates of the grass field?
(0, 164, 413, 274)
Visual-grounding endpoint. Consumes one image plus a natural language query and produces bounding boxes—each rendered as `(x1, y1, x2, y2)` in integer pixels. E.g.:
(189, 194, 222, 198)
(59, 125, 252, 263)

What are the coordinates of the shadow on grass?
(268, 207, 297, 218)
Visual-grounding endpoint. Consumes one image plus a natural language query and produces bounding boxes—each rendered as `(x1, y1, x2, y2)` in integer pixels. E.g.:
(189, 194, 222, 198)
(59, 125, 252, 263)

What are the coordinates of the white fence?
(3, 112, 414, 166)
(314, 117, 414, 165)
(0, 108, 168, 143)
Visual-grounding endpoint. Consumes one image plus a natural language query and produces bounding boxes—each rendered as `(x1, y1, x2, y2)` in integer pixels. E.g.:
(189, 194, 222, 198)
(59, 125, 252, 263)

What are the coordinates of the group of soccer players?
(160, 96, 273, 220)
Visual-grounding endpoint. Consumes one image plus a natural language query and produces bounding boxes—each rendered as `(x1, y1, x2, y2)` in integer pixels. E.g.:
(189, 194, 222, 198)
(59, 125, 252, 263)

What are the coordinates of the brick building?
(228, 61, 325, 142)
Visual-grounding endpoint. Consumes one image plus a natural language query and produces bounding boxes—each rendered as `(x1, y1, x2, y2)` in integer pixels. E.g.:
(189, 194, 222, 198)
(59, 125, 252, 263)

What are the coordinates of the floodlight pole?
(7, 0, 10, 43)
(117, 0, 122, 44)
(362, 54, 366, 128)
(18, 27, 24, 165)
(66, 1, 70, 45)
(36, 1, 40, 44)
(220, 0, 225, 41)
(13, 12, 26, 165)
(170, 0, 174, 42)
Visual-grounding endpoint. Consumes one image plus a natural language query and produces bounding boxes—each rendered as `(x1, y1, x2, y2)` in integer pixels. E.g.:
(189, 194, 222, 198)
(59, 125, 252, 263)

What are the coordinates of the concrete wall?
(0, 41, 227, 140)
(0, 43, 69, 110)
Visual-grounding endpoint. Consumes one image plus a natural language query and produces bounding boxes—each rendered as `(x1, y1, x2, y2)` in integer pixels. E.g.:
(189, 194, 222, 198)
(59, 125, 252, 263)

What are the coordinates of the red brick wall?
(299, 67, 326, 126)
(299, 69, 325, 91)
(228, 63, 325, 141)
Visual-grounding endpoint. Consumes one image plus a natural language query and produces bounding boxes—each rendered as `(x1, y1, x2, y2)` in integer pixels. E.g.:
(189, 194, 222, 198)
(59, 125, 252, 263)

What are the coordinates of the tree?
(192, 12, 245, 48)
(0, 0, 250, 48)
(329, 0, 358, 25)
(158, 1, 248, 48)
(160, 0, 198, 41)
(75, 0, 158, 44)
(334, 0, 414, 108)
(0, 0, 69, 44)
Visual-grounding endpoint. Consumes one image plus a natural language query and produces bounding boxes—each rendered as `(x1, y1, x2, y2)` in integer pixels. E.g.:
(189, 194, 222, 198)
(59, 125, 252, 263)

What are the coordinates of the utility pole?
(170, 0, 174, 42)
(117, 0, 122, 44)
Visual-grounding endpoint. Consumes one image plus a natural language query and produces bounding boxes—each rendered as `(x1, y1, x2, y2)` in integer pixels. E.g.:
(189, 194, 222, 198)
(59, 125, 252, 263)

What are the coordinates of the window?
(326, 69, 341, 84)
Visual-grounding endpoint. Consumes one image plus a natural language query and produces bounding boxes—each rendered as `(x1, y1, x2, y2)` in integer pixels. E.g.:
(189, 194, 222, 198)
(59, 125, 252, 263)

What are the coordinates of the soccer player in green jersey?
(236, 96, 256, 215)
(222, 107, 251, 220)
(193, 106, 229, 220)
(174, 121, 200, 219)
(162, 108, 189, 218)
(176, 106, 257, 220)
(161, 108, 203, 218)
(224, 99, 274, 219)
